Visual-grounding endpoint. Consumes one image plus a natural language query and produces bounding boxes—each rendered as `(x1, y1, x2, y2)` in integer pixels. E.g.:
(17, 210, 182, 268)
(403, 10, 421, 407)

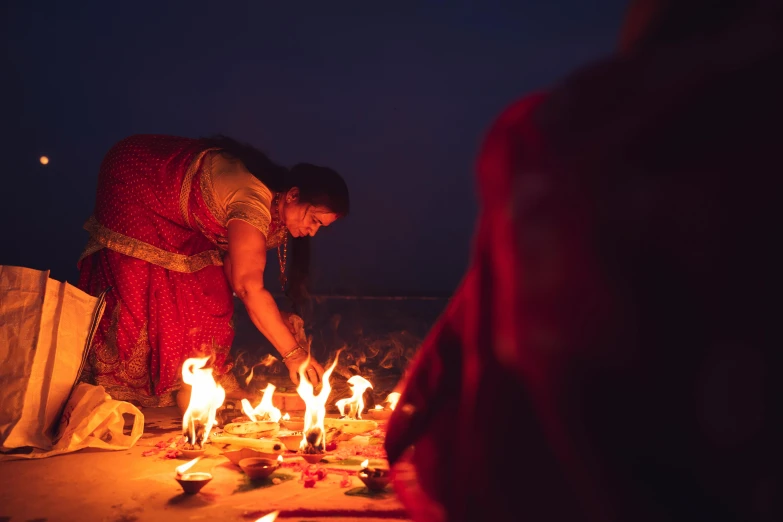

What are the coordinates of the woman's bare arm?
(224, 220, 324, 384)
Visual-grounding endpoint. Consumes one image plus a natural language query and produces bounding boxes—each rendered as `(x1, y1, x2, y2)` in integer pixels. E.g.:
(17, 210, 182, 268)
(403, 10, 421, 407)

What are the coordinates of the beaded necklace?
(271, 192, 289, 291)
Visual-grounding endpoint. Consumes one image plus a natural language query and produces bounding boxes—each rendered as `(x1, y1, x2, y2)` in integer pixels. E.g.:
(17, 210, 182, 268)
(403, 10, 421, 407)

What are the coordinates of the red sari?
(385, 7, 782, 518)
(77, 135, 284, 407)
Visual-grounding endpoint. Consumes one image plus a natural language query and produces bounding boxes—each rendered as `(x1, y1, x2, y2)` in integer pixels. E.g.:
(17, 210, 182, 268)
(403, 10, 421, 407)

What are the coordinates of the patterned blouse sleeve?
(210, 152, 273, 238)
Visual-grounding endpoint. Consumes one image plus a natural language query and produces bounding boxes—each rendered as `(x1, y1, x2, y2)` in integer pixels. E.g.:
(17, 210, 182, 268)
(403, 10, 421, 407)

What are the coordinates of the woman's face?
(281, 188, 338, 238)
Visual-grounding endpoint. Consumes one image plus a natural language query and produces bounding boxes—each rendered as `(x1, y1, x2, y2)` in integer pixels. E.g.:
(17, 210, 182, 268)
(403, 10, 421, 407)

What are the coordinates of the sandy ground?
(0, 407, 412, 522)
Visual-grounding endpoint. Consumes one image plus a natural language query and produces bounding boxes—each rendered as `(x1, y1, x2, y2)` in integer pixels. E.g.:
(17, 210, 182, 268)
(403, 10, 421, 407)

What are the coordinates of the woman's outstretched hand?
(283, 347, 325, 387)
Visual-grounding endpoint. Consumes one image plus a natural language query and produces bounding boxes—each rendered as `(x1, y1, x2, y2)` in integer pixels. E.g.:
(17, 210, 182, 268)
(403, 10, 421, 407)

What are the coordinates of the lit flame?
(244, 354, 278, 386)
(181, 357, 226, 447)
(254, 510, 280, 522)
(386, 392, 401, 411)
(176, 456, 203, 476)
(361, 459, 369, 469)
(296, 349, 342, 452)
(282, 412, 290, 421)
(335, 375, 373, 419)
(277, 454, 283, 463)
(240, 383, 282, 422)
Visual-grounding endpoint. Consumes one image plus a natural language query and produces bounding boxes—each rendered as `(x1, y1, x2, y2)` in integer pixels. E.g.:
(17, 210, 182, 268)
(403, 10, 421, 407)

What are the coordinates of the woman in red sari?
(77, 134, 349, 407)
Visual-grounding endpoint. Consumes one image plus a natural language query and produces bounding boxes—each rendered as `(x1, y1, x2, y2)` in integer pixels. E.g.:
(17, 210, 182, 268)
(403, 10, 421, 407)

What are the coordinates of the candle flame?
(361, 459, 369, 469)
(335, 375, 373, 419)
(296, 349, 342, 452)
(240, 383, 281, 422)
(282, 412, 290, 421)
(176, 456, 202, 475)
(254, 510, 280, 522)
(277, 454, 283, 463)
(181, 357, 225, 446)
(244, 354, 278, 386)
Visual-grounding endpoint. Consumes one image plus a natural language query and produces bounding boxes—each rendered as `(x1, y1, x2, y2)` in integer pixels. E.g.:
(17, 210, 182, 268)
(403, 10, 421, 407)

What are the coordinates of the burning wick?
(181, 357, 225, 448)
(359, 459, 389, 478)
(241, 383, 282, 422)
(335, 375, 373, 420)
(282, 412, 290, 422)
(176, 456, 203, 476)
(296, 349, 342, 454)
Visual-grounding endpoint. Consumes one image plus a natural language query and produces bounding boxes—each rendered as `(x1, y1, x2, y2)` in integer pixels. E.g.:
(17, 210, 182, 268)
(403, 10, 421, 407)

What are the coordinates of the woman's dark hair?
(201, 135, 350, 315)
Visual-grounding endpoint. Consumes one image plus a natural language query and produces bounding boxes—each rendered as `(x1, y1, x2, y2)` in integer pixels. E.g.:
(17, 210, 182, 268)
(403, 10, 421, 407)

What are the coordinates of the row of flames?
(181, 352, 400, 451)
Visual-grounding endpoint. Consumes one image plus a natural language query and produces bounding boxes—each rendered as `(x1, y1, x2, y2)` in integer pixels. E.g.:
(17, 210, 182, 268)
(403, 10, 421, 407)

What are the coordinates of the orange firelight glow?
(176, 456, 203, 476)
(296, 349, 342, 451)
(39, 156, 49, 165)
(335, 375, 373, 419)
(181, 357, 226, 446)
(386, 392, 401, 411)
(241, 383, 282, 422)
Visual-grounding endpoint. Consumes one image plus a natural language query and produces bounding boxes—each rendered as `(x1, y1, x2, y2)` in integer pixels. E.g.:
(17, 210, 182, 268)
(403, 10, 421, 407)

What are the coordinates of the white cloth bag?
(0, 265, 108, 451)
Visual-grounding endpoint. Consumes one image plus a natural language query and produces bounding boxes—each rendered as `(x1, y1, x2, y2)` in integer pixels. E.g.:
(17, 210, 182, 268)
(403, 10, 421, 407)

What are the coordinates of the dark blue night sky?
(2, 1, 628, 295)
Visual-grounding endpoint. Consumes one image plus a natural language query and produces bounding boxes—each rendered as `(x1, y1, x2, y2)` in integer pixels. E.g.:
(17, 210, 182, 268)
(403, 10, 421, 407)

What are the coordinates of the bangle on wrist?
(281, 345, 305, 362)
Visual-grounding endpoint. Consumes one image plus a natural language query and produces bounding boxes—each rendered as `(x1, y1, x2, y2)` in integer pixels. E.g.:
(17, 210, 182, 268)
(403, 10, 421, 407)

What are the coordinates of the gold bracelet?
(281, 345, 305, 362)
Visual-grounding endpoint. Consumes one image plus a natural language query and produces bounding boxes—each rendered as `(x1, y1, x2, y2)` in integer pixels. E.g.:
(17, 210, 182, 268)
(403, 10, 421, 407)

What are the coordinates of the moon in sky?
(39, 156, 49, 165)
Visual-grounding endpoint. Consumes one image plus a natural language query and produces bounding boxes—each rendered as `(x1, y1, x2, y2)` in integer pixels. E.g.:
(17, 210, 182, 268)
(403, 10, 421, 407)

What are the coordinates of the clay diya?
(366, 407, 393, 420)
(223, 447, 278, 465)
(299, 452, 326, 464)
(238, 457, 280, 480)
(175, 472, 213, 494)
(358, 460, 391, 491)
(280, 417, 304, 431)
(276, 431, 303, 452)
(179, 447, 206, 459)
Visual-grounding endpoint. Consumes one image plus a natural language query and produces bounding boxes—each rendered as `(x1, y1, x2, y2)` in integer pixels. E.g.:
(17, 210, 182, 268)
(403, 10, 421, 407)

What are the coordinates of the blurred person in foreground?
(384, 1, 782, 520)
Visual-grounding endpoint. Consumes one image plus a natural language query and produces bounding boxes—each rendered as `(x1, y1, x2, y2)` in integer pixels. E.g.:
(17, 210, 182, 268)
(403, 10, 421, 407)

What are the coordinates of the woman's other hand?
(280, 311, 305, 338)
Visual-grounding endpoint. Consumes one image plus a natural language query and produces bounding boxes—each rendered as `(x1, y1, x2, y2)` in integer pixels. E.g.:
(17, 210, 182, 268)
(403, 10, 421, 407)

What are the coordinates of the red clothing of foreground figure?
(385, 4, 782, 521)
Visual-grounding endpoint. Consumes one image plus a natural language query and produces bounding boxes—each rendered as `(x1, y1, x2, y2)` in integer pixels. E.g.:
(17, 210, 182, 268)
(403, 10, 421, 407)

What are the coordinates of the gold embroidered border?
(78, 236, 105, 267)
(180, 147, 220, 227)
(200, 151, 228, 225)
(81, 216, 223, 273)
(227, 207, 271, 238)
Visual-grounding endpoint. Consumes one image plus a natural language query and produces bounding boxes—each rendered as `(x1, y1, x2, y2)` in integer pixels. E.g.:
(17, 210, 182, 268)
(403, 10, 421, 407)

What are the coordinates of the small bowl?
(281, 418, 304, 431)
(238, 457, 280, 480)
(299, 452, 326, 464)
(367, 408, 393, 420)
(179, 448, 206, 459)
(277, 432, 303, 452)
(223, 447, 278, 465)
(175, 472, 213, 494)
(358, 468, 391, 491)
